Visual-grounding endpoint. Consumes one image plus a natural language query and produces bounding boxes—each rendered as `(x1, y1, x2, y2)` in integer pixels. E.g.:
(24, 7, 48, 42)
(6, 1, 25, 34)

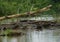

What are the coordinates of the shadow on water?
(0, 28, 60, 42)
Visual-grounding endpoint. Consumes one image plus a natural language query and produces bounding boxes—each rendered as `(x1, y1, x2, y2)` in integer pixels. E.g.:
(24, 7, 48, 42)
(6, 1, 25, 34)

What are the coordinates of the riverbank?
(0, 20, 60, 29)
(0, 20, 60, 36)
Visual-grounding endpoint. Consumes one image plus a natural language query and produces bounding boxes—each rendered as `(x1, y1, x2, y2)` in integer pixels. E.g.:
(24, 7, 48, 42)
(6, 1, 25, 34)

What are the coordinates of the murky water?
(0, 29, 60, 42)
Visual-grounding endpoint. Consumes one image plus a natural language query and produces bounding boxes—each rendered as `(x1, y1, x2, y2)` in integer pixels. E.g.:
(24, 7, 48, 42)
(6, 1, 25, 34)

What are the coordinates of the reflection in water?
(0, 29, 60, 42)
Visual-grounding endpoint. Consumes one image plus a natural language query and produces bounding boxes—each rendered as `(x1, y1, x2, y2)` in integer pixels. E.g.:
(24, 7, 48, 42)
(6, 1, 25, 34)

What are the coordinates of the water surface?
(0, 29, 60, 42)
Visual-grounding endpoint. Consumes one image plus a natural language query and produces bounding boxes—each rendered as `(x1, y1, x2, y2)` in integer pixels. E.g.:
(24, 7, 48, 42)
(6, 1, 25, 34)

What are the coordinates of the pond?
(0, 29, 60, 42)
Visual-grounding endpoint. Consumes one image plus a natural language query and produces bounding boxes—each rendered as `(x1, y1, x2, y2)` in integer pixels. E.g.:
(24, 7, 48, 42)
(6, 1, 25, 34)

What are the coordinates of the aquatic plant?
(2, 29, 12, 35)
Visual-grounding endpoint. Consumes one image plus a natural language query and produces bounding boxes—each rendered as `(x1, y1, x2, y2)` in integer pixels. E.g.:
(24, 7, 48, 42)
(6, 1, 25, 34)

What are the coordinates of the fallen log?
(0, 20, 60, 30)
(0, 5, 52, 20)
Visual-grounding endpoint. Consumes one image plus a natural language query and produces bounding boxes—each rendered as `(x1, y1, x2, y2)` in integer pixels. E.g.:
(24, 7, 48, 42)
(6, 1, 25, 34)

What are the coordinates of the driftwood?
(0, 20, 60, 30)
(0, 5, 52, 20)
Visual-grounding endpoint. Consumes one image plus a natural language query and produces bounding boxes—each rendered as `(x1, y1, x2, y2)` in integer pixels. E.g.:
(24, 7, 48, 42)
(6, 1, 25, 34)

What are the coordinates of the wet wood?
(0, 5, 52, 20)
(0, 20, 60, 36)
(0, 20, 60, 30)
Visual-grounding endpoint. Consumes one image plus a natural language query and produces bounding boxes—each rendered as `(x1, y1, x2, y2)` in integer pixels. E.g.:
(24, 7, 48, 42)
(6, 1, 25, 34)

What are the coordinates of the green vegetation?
(2, 29, 12, 35)
(0, 0, 60, 17)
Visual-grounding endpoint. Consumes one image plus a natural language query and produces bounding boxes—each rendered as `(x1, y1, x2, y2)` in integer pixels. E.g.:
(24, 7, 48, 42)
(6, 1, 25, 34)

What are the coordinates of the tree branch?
(0, 5, 52, 20)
